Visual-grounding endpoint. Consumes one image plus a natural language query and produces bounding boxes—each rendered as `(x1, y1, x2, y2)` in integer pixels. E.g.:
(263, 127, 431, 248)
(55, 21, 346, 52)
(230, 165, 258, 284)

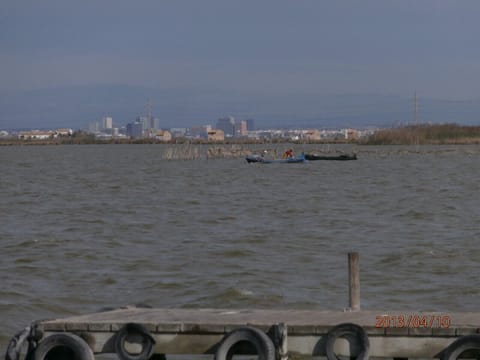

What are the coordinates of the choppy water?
(1, 144, 479, 349)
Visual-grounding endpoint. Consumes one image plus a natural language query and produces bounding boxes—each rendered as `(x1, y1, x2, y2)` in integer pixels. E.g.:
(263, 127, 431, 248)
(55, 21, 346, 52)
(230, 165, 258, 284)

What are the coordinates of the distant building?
(208, 129, 225, 141)
(132, 116, 160, 133)
(154, 130, 172, 142)
(102, 116, 113, 129)
(216, 117, 250, 137)
(88, 121, 100, 133)
(134, 116, 148, 131)
(55, 128, 73, 136)
(304, 129, 321, 141)
(344, 128, 359, 140)
(234, 120, 248, 137)
(88, 116, 112, 134)
(170, 128, 187, 137)
(18, 130, 53, 140)
(126, 121, 144, 138)
(151, 118, 160, 130)
(216, 116, 235, 137)
(246, 119, 255, 131)
(188, 125, 211, 139)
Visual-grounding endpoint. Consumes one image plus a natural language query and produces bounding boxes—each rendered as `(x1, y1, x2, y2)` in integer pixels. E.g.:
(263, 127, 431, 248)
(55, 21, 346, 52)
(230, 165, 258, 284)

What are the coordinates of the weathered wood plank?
(37, 308, 473, 334)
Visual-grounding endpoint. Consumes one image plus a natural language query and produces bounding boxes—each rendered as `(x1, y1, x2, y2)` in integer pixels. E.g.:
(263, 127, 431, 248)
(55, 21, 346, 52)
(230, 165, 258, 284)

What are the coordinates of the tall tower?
(146, 98, 152, 128)
(413, 90, 419, 125)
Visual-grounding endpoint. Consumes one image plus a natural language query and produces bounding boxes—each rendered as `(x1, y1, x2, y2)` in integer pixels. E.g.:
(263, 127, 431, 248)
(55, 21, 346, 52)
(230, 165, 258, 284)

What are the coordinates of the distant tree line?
(363, 124, 480, 145)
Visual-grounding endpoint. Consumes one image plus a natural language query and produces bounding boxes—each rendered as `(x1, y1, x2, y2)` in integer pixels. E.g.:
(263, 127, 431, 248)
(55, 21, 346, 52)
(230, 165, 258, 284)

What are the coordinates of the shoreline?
(1, 137, 480, 146)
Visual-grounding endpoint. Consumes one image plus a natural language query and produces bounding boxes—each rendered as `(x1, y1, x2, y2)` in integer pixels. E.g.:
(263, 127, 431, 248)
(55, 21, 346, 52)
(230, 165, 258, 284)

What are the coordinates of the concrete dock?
(31, 307, 480, 358)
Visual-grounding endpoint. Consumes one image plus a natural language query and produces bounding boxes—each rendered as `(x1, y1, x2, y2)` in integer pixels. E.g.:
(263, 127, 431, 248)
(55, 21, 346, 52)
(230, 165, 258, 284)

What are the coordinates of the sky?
(1, 0, 480, 129)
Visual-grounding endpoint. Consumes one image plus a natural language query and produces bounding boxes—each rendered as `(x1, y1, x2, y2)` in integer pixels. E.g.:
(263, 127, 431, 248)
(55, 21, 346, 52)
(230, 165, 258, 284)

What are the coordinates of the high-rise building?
(135, 116, 149, 131)
(216, 116, 235, 137)
(246, 119, 255, 131)
(234, 120, 248, 137)
(126, 121, 144, 138)
(135, 116, 160, 131)
(102, 116, 113, 129)
(188, 125, 212, 139)
(151, 118, 160, 130)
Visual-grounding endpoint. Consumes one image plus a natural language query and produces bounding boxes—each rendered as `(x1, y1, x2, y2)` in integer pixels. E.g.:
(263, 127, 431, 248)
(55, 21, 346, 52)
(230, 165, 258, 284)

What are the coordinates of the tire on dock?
(33, 333, 94, 360)
(114, 323, 156, 360)
(441, 334, 480, 360)
(325, 323, 369, 360)
(215, 326, 276, 360)
(5, 326, 31, 360)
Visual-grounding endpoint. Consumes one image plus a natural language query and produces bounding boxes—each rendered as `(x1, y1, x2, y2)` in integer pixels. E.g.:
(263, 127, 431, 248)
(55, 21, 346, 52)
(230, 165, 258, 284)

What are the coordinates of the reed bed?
(161, 144, 203, 160)
(364, 124, 480, 145)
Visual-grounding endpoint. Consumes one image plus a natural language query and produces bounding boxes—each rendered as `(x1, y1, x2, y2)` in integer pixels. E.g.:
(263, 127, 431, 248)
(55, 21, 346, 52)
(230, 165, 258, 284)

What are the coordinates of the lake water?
(1, 144, 479, 350)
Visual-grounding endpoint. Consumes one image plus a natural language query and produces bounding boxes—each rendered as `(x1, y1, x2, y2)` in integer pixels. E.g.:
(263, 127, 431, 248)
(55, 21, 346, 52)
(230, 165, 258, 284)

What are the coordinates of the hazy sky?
(1, 1, 480, 128)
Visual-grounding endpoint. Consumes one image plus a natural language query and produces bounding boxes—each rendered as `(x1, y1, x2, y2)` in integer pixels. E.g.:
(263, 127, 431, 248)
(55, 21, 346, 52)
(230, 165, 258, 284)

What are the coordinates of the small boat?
(246, 153, 307, 164)
(304, 153, 357, 161)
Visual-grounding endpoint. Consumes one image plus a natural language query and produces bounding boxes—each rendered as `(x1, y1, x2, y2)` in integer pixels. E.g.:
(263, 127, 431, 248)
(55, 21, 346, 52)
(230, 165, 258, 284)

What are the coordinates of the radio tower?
(413, 90, 419, 125)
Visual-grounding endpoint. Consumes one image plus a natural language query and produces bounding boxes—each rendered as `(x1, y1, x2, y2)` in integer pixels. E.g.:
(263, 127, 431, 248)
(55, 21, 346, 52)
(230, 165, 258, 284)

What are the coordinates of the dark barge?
(304, 153, 357, 161)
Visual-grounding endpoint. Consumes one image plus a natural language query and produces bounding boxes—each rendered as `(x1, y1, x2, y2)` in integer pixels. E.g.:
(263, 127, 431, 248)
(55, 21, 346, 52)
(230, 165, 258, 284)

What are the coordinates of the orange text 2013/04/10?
(375, 314, 452, 328)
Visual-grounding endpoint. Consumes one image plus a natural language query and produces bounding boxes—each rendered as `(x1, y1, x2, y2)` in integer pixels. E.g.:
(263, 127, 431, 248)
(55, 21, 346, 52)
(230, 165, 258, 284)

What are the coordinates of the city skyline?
(1, 1, 480, 129)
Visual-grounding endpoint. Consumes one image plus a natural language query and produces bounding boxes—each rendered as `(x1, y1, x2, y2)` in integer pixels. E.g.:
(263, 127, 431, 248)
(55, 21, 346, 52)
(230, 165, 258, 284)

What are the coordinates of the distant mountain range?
(1, 84, 479, 130)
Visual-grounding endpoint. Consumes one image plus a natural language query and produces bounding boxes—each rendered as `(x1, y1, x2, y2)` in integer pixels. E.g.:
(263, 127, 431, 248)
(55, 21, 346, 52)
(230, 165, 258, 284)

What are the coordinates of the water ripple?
(1, 144, 480, 346)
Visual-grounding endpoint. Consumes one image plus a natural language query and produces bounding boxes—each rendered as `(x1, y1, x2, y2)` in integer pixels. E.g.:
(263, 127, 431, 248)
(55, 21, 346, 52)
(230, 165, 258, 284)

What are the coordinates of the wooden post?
(348, 252, 360, 311)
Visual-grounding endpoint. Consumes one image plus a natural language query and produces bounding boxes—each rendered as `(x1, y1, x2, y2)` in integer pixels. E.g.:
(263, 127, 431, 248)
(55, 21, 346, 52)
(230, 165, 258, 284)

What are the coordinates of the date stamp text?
(375, 314, 451, 328)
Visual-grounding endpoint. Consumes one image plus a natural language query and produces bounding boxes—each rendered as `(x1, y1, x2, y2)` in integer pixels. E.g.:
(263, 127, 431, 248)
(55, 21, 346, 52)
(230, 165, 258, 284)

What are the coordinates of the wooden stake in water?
(348, 252, 360, 311)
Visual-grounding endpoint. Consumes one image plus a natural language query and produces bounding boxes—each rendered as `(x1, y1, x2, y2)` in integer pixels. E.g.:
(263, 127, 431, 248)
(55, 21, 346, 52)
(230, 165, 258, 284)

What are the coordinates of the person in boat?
(283, 148, 294, 159)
